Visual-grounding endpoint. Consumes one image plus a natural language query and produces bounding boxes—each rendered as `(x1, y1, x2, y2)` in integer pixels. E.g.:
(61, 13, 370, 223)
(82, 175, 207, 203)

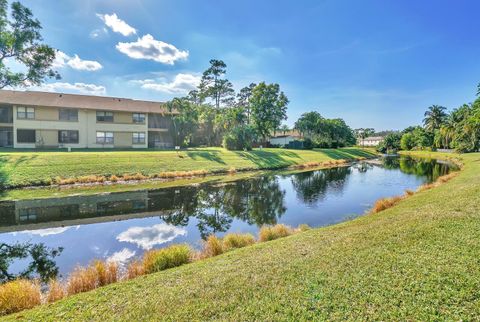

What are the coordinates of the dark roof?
(0, 90, 176, 114)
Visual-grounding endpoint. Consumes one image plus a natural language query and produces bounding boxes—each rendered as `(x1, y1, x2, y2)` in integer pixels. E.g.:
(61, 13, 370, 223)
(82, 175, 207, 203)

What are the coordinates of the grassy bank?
(0, 147, 374, 189)
(7, 151, 480, 320)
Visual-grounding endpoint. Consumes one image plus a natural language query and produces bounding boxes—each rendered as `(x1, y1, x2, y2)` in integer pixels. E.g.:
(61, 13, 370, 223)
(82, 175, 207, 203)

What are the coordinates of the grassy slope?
(8, 152, 480, 321)
(0, 147, 373, 188)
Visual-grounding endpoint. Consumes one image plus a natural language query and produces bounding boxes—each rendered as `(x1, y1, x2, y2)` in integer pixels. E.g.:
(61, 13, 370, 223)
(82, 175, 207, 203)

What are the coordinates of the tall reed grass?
(0, 279, 41, 315)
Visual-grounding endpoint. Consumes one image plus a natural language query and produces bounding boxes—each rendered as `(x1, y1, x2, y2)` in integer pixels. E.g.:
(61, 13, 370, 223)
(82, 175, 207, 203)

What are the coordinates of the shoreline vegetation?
(0, 147, 375, 197)
(2, 151, 470, 319)
(0, 224, 308, 316)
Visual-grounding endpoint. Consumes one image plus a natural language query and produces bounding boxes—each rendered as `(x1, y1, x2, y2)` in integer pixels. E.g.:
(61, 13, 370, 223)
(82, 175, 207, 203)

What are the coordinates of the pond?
(0, 156, 456, 281)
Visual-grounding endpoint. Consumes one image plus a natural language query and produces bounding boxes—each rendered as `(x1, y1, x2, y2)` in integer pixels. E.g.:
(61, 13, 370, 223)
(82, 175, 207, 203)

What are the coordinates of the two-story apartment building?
(0, 90, 176, 149)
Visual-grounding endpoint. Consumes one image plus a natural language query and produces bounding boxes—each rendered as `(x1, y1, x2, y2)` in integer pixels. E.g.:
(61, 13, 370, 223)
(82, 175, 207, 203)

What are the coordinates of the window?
(58, 130, 79, 144)
(17, 129, 36, 143)
(17, 107, 34, 119)
(59, 108, 78, 121)
(132, 132, 145, 144)
(96, 111, 114, 122)
(96, 131, 114, 144)
(0, 105, 13, 123)
(133, 113, 146, 124)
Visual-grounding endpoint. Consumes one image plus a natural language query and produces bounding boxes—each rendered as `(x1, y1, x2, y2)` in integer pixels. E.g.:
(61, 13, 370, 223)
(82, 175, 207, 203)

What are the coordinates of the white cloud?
(116, 34, 188, 65)
(97, 13, 136, 36)
(116, 223, 186, 250)
(14, 226, 79, 237)
(107, 248, 136, 264)
(53, 51, 102, 71)
(33, 82, 107, 95)
(137, 73, 201, 94)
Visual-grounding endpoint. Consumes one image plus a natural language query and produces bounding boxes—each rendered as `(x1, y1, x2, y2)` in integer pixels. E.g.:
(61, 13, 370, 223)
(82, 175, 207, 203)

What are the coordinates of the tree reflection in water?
(161, 176, 287, 239)
(0, 242, 63, 283)
(290, 167, 351, 204)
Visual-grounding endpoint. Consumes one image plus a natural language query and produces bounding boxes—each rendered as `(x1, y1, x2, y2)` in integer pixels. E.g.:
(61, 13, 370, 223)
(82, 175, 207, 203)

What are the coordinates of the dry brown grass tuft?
(222, 233, 255, 251)
(94, 260, 118, 287)
(0, 279, 41, 315)
(297, 224, 312, 232)
(258, 224, 293, 242)
(46, 279, 65, 303)
(370, 195, 405, 214)
(109, 174, 120, 182)
(126, 260, 145, 280)
(200, 235, 224, 258)
(66, 265, 98, 295)
(404, 189, 415, 196)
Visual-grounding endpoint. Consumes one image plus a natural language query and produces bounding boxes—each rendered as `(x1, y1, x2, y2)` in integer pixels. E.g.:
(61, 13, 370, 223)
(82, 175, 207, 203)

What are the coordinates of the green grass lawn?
(0, 147, 374, 188)
(7, 151, 480, 320)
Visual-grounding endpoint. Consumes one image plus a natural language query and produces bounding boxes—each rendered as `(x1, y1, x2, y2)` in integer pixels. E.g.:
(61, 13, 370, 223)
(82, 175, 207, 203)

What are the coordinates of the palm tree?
(279, 124, 290, 135)
(423, 105, 447, 132)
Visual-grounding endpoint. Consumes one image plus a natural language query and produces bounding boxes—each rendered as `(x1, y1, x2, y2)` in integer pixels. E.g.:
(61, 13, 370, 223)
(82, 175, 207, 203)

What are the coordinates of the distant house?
(269, 130, 303, 146)
(358, 136, 384, 147)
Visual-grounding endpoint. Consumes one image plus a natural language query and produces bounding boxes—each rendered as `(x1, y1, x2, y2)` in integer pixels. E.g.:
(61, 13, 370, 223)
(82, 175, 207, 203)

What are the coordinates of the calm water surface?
(0, 156, 455, 278)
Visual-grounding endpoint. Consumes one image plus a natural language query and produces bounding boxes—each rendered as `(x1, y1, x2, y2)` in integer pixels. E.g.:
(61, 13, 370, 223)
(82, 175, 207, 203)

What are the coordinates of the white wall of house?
(270, 136, 298, 146)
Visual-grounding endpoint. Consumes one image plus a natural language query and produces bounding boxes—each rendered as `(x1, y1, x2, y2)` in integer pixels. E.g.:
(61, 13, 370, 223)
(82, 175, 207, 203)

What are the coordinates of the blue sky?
(16, 0, 480, 130)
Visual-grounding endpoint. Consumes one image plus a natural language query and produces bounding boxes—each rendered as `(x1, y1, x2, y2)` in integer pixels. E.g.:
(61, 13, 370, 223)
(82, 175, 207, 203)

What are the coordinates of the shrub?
(46, 279, 65, 303)
(258, 224, 293, 242)
(200, 235, 224, 258)
(0, 279, 41, 315)
(66, 265, 98, 295)
(142, 244, 192, 274)
(126, 260, 145, 280)
(222, 125, 256, 151)
(222, 233, 255, 251)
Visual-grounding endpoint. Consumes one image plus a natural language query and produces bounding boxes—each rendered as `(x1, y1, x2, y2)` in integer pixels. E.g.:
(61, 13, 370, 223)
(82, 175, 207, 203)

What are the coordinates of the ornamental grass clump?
(46, 279, 65, 303)
(94, 260, 118, 287)
(200, 235, 224, 258)
(258, 224, 293, 242)
(370, 195, 405, 214)
(0, 279, 41, 316)
(142, 244, 192, 274)
(222, 233, 255, 251)
(66, 265, 98, 295)
(126, 260, 145, 280)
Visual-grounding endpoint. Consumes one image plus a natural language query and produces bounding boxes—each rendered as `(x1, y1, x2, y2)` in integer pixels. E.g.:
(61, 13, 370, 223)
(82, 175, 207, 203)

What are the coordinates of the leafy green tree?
(222, 125, 257, 150)
(236, 83, 256, 123)
(423, 105, 447, 132)
(400, 132, 415, 150)
(0, 0, 59, 89)
(166, 98, 199, 147)
(377, 132, 402, 153)
(294, 111, 324, 138)
(199, 59, 235, 109)
(250, 82, 289, 143)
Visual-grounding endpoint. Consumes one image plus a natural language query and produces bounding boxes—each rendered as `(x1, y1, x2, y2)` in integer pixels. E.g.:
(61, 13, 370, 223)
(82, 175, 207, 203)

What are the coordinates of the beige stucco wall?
(13, 105, 87, 148)
(36, 129, 58, 146)
(86, 110, 148, 148)
(11, 106, 153, 149)
(35, 106, 59, 121)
